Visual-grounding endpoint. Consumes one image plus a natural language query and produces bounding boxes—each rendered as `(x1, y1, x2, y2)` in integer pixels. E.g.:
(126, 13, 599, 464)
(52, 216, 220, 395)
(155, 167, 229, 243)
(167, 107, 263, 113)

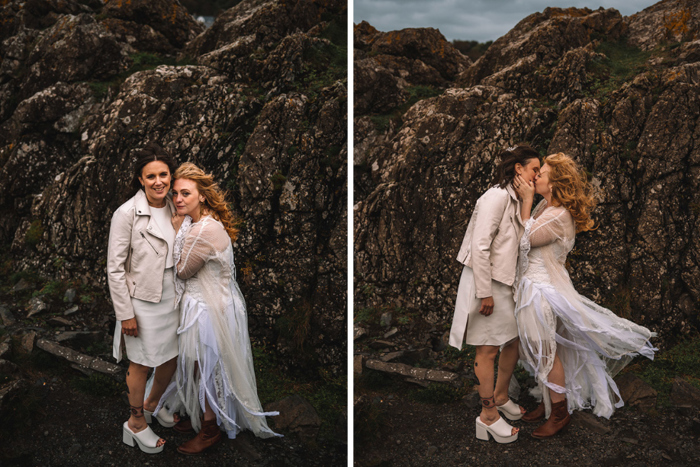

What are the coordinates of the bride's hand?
(172, 213, 185, 232)
(514, 174, 535, 200)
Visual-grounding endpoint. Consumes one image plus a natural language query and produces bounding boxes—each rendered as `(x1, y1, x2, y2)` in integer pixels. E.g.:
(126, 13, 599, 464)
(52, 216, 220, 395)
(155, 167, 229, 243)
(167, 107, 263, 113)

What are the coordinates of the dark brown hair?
(493, 144, 540, 188)
(130, 142, 177, 196)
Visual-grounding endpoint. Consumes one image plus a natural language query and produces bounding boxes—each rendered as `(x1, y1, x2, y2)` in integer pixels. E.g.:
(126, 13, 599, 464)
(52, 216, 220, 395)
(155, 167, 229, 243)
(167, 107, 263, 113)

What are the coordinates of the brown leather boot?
(522, 401, 545, 423)
(174, 418, 194, 434)
(177, 419, 222, 455)
(532, 399, 571, 439)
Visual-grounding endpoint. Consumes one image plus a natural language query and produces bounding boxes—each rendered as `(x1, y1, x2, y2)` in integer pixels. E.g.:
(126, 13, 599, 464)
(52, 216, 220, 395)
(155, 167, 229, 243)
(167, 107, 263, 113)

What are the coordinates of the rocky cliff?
(0, 0, 347, 374)
(354, 0, 700, 349)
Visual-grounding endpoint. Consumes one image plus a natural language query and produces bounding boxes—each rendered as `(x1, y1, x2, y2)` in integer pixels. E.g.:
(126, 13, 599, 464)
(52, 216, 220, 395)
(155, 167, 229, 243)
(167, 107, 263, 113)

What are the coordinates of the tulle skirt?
(155, 293, 280, 439)
(515, 276, 656, 419)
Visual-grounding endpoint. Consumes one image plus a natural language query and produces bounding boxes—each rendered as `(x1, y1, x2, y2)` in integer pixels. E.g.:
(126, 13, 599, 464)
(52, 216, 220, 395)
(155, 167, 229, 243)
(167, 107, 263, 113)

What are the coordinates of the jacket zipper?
(140, 231, 161, 256)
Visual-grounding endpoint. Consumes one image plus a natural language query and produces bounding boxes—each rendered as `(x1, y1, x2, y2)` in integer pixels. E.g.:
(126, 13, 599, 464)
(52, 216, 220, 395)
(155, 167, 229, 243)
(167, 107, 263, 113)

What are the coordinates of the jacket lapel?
(505, 184, 525, 227)
(134, 189, 166, 240)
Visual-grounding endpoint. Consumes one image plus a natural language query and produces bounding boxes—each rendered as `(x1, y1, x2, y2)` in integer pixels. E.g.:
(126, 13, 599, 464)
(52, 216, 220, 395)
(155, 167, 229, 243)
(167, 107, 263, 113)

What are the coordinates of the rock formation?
(354, 0, 700, 349)
(0, 0, 347, 374)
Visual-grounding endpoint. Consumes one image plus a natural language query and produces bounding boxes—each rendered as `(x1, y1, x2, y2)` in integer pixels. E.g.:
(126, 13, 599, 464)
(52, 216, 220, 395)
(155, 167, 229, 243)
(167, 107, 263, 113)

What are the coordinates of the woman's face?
(517, 158, 541, 183)
(139, 161, 171, 206)
(535, 163, 551, 195)
(173, 178, 204, 218)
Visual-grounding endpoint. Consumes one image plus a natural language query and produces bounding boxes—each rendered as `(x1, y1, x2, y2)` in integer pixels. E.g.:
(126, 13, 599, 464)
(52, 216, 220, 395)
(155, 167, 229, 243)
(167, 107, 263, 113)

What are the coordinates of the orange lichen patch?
(383, 31, 401, 45)
(664, 68, 683, 83)
(241, 263, 253, 285)
(170, 3, 178, 24)
(545, 7, 593, 18)
(663, 8, 691, 38)
(105, 0, 132, 7)
(354, 21, 378, 36)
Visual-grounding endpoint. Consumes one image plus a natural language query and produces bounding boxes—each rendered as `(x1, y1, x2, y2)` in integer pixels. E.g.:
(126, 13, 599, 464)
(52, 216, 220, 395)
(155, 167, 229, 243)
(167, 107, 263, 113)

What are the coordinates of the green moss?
(270, 171, 287, 191)
(318, 17, 347, 48)
(354, 306, 380, 325)
(634, 338, 700, 406)
(87, 53, 197, 100)
(31, 280, 66, 301)
(275, 300, 312, 351)
(293, 19, 347, 101)
(367, 85, 443, 131)
(585, 39, 656, 105)
(452, 39, 493, 61)
(24, 220, 44, 249)
(252, 344, 345, 442)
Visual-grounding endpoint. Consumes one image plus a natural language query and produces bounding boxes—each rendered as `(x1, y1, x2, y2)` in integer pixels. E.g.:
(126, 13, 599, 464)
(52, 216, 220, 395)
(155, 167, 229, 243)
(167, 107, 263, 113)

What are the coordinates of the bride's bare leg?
(203, 394, 216, 421)
(547, 352, 566, 403)
(474, 345, 518, 435)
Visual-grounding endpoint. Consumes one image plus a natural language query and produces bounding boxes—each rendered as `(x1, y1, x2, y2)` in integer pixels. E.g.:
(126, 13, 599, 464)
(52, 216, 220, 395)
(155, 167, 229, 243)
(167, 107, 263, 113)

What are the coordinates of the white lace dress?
(155, 215, 280, 439)
(515, 201, 656, 419)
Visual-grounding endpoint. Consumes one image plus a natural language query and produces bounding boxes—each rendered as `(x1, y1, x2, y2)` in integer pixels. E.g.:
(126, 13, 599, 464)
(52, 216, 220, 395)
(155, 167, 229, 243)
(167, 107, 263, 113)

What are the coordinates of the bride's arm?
(176, 222, 211, 280)
(529, 209, 573, 248)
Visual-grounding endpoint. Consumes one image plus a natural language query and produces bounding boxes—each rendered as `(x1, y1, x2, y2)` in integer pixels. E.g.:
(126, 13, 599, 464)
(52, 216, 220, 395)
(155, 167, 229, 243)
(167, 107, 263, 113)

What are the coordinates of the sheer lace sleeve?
(529, 206, 575, 249)
(177, 216, 231, 280)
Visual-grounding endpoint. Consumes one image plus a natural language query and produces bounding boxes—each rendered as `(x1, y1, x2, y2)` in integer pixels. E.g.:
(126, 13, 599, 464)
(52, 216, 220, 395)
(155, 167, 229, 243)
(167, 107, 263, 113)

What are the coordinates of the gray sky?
(354, 0, 660, 42)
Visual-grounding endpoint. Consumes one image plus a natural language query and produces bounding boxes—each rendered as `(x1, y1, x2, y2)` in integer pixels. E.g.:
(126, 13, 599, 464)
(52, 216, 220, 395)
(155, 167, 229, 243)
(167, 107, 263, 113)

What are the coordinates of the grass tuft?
(633, 338, 700, 406)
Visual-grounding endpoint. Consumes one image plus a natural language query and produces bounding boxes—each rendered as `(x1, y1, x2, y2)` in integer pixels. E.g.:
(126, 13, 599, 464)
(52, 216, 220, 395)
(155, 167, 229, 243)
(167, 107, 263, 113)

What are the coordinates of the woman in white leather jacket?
(449, 144, 541, 444)
(107, 143, 179, 454)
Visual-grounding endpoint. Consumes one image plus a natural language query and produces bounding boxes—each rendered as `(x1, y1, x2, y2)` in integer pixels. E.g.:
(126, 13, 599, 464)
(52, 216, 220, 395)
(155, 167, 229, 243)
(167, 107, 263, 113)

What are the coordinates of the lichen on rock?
(354, 1, 700, 350)
(0, 0, 347, 374)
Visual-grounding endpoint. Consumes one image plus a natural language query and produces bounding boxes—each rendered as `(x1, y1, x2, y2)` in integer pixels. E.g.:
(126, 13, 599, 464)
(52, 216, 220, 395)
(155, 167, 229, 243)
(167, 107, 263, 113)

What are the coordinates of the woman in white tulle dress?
(512, 153, 656, 439)
(155, 163, 280, 455)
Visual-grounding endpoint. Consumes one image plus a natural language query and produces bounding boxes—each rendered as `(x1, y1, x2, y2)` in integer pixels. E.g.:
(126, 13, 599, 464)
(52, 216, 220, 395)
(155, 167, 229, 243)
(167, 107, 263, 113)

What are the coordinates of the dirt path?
(1, 371, 345, 466)
(355, 383, 700, 466)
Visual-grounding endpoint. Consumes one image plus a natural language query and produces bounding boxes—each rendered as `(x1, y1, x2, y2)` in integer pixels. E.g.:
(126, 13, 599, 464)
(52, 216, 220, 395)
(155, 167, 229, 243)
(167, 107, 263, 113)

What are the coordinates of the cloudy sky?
(354, 0, 660, 42)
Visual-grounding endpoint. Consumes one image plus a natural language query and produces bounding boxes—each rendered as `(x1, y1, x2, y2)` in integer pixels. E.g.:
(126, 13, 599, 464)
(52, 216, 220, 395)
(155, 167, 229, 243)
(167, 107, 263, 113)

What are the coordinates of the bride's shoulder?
(199, 216, 231, 242)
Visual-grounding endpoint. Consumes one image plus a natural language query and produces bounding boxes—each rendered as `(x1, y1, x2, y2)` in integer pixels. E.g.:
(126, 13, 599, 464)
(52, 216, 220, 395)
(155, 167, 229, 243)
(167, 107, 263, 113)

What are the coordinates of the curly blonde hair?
(545, 153, 597, 233)
(174, 163, 240, 241)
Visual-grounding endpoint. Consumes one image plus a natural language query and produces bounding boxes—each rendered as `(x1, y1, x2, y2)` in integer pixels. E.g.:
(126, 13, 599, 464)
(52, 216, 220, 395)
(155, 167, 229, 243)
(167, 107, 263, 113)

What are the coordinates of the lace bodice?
(173, 215, 235, 307)
(517, 201, 576, 286)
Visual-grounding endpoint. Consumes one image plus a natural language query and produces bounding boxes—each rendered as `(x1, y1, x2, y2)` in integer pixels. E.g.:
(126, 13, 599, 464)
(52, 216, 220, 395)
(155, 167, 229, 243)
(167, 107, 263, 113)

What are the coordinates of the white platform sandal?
(144, 407, 177, 428)
(475, 416, 519, 444)
(122, 422, 165, 454)
(496, 399, 525, 421)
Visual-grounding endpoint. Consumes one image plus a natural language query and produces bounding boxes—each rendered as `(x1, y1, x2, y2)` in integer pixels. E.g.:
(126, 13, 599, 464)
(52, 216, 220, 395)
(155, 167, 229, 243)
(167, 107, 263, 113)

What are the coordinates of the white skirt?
(449, 266, 518, 348)
(154, 293, 280, 439)
(112, 268, 179, 367)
